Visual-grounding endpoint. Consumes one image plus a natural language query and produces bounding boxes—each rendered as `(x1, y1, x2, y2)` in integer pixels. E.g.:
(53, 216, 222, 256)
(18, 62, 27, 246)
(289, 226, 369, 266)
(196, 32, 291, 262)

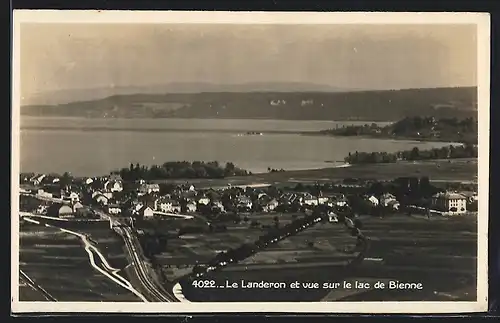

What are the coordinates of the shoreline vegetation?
(344, 144, 478, 165)
(116, 161, 251, 181)
(316, 116, 478, 145)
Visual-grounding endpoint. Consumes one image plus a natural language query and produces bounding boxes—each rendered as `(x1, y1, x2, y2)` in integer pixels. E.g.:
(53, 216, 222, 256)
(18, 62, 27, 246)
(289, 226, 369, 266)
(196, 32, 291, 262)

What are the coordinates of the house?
(237, 196, 253, 210)
(127, 199, 143, 211)
(328, 194, 348, 207)
(46, 203, 73, 218)
(65, 191, 80, 203)
(20, 173, 35, 184)
(387, 200, 400, 210)
(30, 174, 46, 186)
(262, 198, 279, 212)
(460, 191, 478, 203)
(317, 196, 329, 204)
(431, 192, 467, 215)
(379, 193, 397, 207)
(197, 196, 210, 206)
(139, 183, 160, 195)
(71, 201, 84, 213)
(104, 180, 123, 193)
(106, 204, 122, 215)
(186, 201, 197, 213)
(85, 178, 94, 185)
(303, 197, 319, 206)
(155, 197, 181, 213)
(92, 190, 103, 199)
(211, 200, 225, 213)
(95, 194, 109, 206)
(367, 195, 379, 206)
(328, 211, 339, 223)
(138, 205, 154, 218)
(35, 203, 49, 215)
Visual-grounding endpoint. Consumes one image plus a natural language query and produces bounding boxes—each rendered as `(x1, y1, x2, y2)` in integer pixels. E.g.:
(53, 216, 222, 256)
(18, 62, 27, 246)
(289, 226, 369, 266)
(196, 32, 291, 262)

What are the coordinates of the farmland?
(178, 214, 477, 302)
(18, 220, 140, 301)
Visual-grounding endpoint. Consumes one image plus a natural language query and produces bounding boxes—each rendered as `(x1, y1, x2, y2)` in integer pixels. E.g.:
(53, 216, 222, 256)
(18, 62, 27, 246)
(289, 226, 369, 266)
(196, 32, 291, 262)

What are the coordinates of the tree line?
(117, 161, 250, 181)
(344, 144, 478, 165)
(321, 116, 478, 144)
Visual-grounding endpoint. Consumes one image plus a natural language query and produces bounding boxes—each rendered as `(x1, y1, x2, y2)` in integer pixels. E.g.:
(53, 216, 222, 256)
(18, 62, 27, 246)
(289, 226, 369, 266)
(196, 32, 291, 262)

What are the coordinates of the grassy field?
(179, 214, 477, 302)
(18, 221, 140, 302)
(152, 158, 478, 188)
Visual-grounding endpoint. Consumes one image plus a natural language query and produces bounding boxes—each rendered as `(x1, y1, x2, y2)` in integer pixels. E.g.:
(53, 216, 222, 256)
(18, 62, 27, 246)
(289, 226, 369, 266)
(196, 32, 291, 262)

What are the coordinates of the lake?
(19, 117, 455, 177)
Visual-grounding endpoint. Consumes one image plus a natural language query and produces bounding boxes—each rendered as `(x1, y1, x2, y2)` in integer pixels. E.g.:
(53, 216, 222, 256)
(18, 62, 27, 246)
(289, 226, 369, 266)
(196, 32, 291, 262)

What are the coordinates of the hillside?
(21, 87, 478, 121)
(21, 82, 353, 106)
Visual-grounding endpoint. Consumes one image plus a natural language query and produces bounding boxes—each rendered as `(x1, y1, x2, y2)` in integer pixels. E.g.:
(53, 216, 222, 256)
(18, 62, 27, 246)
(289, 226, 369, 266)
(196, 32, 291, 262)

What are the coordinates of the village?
(19, 171, 478, 225)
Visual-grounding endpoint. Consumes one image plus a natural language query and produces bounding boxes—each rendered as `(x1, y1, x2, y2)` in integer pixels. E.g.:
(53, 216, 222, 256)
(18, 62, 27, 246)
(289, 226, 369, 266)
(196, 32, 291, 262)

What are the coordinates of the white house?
(198, 196, 210, 205)
(431, 192, 467, 215)
(332, 194, 349, 207)
(71, 201, 84, 213)
(211, 201, 225, 213)
(104, 180, 123, 193)
(186, 201, 197, 213)
(134, 202, 145, 212)
(138, 205, 154, 218)
(317, 196, 329, 204)
(30, 174, 46, 186)
(66, 192, 80, 203)
(387, 200, 400, 210)
(328, 211, 339, 223)
(303, 197, 319, 206)
(95, 194, 109, 206)
(367, 195, 379, 206)
(107, 204, 122, 215)
(85, 178, 94, 185)
(237, 196, 253, 209)
(263, 199, 279, 212)
(380, 193, 397, 207)
(92, 191, 103, 199)
(460, 191, 478, 203)
(155, 198, 181, 213)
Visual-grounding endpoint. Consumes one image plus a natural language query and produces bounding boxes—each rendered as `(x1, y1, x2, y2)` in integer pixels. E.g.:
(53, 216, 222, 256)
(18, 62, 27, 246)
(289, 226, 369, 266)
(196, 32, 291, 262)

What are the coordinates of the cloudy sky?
(19, 23, 477, 95)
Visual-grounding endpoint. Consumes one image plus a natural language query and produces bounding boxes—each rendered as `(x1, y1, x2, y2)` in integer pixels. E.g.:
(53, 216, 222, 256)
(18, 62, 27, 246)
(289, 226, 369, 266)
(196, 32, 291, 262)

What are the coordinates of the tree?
(410, 147, 420, 160)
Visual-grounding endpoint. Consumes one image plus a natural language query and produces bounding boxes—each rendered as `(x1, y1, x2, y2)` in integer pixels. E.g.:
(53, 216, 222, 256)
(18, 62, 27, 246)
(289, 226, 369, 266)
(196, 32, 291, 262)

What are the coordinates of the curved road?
(95, 210, 178, 302)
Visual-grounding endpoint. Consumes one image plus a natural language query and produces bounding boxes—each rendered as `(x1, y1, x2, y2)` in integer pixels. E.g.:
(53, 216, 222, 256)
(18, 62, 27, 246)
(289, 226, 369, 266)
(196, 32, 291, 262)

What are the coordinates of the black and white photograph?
(11, 11, 490, 314)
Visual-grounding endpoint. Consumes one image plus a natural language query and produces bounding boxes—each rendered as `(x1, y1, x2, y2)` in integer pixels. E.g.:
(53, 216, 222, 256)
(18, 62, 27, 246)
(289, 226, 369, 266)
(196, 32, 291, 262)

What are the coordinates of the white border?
(11, 10, 490, 314)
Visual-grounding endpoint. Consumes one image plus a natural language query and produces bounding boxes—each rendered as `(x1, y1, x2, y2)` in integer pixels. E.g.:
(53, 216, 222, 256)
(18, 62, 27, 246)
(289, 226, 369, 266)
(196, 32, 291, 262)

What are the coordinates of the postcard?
(11, 10, 490, 314)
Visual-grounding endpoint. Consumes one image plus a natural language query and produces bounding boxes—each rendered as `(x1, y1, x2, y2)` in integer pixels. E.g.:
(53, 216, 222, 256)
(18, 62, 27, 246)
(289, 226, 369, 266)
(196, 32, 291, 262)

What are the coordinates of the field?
(179, 214, 477, 302)
(152, 158, 478, 189)
(18, 220, 140, 302)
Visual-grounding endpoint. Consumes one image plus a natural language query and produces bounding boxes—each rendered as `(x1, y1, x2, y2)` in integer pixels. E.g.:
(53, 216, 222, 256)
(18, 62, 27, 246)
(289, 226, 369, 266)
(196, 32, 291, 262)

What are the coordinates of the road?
(21, 192, 179, 302)
(22, 215, 148, 301)
(95, 209, 178, 302)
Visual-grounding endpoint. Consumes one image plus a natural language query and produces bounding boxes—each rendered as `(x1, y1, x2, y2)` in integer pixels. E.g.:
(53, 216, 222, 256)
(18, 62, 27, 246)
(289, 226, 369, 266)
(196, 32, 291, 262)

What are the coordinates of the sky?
(19, 23, 477, 96)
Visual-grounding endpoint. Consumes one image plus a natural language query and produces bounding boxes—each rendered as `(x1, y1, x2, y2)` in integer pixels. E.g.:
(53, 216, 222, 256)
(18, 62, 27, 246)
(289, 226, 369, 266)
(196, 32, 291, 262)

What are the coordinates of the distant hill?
(21, 87, 478, 121)
(21, 82, 354, 106)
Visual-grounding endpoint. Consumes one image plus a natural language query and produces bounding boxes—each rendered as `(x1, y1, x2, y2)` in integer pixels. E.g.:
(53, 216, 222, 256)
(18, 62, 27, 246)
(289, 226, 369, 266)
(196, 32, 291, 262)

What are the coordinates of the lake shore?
(20, 125, 461, 145)
(151, 158, 478, 188)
